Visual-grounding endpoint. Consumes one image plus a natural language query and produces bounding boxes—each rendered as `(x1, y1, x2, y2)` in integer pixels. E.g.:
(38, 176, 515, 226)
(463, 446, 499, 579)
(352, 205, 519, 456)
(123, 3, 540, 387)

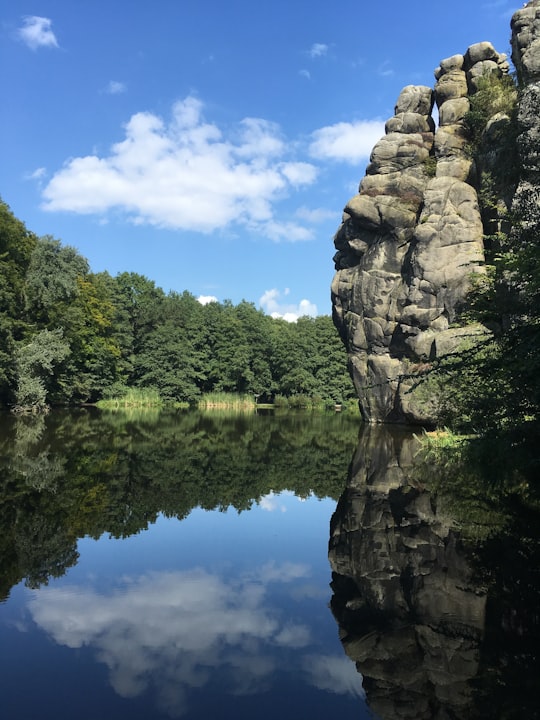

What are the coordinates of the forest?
(0, 199, 355, 412)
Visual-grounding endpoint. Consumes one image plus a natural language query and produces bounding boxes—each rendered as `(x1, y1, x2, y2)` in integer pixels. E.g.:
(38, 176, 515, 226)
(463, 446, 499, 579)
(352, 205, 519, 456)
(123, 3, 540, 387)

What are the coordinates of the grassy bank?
(96, 390, 359, 414)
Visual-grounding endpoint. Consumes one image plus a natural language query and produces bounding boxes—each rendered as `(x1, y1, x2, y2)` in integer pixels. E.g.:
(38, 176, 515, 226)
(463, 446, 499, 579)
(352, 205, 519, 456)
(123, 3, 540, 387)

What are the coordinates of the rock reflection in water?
(328, 426, 486, 720)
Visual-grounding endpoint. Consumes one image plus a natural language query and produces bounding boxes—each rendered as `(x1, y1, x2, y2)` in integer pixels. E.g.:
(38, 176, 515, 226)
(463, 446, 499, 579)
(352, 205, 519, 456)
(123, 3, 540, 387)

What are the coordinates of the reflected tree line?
(0, 409, 360, 601)
(2, 408, 539, 718)
(329, 426, 540, 720)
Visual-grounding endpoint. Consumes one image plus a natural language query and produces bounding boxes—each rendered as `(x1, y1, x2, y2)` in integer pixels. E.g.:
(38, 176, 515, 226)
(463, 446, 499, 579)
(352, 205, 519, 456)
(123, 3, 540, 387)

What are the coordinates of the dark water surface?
(0, 409, 539, 719)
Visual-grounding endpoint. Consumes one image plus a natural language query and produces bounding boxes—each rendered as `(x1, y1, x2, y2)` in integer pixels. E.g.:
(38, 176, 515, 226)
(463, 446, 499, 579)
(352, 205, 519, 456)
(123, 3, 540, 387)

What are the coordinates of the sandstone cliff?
(331, 3, 540, 425)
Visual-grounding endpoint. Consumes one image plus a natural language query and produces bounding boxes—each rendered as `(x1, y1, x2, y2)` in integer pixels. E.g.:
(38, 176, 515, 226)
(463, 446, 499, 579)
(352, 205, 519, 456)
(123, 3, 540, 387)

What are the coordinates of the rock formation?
(511, 2, 540, 217)
(328, 426, 487, 719)
(331, 21, 522, 424)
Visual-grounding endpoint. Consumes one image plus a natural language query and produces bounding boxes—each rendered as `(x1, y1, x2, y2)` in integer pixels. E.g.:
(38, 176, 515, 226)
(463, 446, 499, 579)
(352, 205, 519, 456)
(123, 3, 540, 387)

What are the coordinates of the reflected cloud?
(255, 560, 311, 584)
(303, 654, 365, 698)
(259, 490, 288, 512)
(28, 564, 316, 716)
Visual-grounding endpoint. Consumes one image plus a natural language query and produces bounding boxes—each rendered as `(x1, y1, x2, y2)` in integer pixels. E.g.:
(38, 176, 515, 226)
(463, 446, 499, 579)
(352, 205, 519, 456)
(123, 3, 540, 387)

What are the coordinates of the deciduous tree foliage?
(0, 201, 38, 403)
(0, 199, 354, 410)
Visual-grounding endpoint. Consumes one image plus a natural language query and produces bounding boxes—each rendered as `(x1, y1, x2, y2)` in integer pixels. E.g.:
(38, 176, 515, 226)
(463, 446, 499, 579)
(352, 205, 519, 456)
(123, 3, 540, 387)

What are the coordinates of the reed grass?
(96, 388, 163, 409)
(197, 392, 256, 410)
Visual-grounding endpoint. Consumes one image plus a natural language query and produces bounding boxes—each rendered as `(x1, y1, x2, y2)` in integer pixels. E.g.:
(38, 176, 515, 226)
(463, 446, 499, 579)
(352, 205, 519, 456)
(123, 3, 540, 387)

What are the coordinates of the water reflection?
(0, 409, 359, 602)
(329, 425, 540, 719)
(0, 409, 366, 719)
(28, 564, 314, 716)
(2, 410, 539, 718)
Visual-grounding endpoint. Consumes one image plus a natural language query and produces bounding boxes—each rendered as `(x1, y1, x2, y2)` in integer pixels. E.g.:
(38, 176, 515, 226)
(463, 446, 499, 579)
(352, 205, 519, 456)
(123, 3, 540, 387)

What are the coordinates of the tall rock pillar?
(332, 43, 510, 425)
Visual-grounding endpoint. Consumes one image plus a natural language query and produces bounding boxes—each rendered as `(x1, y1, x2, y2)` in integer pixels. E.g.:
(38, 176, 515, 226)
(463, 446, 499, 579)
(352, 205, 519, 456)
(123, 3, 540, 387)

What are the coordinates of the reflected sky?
(1, 492, 368, 720)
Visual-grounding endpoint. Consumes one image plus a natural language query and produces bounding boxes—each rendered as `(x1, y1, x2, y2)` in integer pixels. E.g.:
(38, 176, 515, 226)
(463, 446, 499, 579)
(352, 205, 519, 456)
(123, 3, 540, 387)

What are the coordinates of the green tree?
(24, 236, 89, 326)
(14, 328, 71, 411)
(134, 321, 205, 402)
(0, 199, 38, 404)
(54, 274, 122, 402)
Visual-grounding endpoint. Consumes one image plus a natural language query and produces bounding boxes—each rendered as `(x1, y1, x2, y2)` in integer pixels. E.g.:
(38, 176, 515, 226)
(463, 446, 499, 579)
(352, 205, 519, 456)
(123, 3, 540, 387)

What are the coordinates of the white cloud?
(106, 80, 127, 95)
(28, 565, 313, 716)
(25, 167, 47, 181)
(259, 288, 317, 322)
(295, 206, 337, 224)
(259, 491, 288, 512)
(309, 120, 385, 164)
(41, 96, 318, 241)
(197, 295, 218, 305)
(279, 161, 317, 186)
(303, 655, 365, 697)
(274, 624, 311, 648)
(308, 43, 329, 59)
(261, 220, 313, 243)
(18, 16, 59, 50)
(254, 560, 310, 584)
(299, 69, 311, 80)
(234, 118, 285, 158)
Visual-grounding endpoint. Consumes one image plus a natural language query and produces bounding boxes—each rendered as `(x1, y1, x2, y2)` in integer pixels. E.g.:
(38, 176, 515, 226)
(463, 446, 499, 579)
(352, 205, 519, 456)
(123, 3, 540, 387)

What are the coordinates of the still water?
(0, 409, 539, 719)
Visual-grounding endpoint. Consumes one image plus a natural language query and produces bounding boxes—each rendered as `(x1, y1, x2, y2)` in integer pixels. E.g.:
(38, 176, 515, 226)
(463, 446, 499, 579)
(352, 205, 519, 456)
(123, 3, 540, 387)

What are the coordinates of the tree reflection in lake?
(0, 408, 359, 602)
(0, 409, 370, 720)
(1, 410, 538, 719)
(329, 425, 540, 720)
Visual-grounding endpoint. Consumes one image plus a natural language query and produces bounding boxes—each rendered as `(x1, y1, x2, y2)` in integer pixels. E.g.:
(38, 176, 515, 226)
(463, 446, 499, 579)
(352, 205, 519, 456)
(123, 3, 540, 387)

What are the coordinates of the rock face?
(512, 2, 540, 219)
(331, 34, 514, 424)
(328, 426, 487, 719)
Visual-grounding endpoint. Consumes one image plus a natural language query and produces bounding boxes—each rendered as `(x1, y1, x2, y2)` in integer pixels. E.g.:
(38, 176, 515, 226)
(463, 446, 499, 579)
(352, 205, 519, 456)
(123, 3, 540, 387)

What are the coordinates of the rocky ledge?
(332, 1, 540, 424)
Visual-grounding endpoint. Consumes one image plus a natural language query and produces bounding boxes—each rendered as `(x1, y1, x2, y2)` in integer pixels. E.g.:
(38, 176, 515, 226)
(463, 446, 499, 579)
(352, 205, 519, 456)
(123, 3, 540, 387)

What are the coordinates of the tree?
(0, 199, 38, 403)
(134, 321, 205, 402)
(24, 236, 89, 326)
(14, 328, 71, 411)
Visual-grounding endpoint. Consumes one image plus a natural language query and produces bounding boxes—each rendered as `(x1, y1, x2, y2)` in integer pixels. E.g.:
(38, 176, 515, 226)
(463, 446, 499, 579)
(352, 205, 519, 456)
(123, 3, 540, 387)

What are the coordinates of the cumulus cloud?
(29, 565, 314, 716)
(309, 120, 385, 164)
(259, 288, 317, 322)
(41, 96, 318, 241)
(197, 295, 218, 305)
(18, 16, 59, 50)
(308, 43, 329, 58)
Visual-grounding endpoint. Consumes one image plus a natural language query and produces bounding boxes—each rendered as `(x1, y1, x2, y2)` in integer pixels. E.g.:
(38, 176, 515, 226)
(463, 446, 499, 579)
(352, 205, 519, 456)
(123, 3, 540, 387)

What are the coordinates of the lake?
(0, 409, 538, 719)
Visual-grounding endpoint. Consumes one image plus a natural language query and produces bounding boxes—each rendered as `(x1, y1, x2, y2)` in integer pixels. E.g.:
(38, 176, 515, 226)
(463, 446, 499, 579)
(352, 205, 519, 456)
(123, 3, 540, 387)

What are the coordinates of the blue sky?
(1, 0, 520, 319)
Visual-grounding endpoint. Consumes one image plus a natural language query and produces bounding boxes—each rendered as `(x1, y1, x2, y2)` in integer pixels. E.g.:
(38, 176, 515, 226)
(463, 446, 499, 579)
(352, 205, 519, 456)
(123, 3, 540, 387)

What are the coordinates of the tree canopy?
(0, 199, 355, 411)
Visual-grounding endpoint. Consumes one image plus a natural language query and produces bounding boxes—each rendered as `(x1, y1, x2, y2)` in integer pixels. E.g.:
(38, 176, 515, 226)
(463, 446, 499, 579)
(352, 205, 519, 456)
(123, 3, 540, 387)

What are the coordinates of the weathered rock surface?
(328, 426, 487, 719)
(512, 0, 540, 84)
(331, 24, 522, 424)
(512, 0, 540, 226)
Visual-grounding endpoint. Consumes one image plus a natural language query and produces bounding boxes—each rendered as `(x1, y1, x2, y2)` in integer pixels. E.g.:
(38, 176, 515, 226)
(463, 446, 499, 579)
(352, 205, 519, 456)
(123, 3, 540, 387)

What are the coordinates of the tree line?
(0, 199, 355, 411)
